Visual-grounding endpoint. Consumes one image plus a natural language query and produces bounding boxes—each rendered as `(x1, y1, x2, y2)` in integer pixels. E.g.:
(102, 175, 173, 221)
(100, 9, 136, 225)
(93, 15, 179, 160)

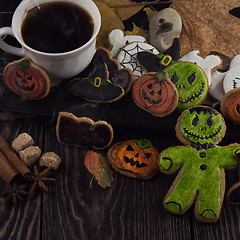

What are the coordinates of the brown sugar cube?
(39, 152, 61, 170)
(19, 146, 41, 166)
(12, 133, 34, 153)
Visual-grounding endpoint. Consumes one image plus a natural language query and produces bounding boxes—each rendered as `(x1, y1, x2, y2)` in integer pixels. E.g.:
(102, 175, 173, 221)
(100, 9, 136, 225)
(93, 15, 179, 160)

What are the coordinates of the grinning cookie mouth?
(237, 104, 240, 115)
(142, 89, 162, 105)
(124, 156, 147, 168)
(179, 82, 205, 104)
(16, 80, 35, 91)
(183, 125, 223, 140)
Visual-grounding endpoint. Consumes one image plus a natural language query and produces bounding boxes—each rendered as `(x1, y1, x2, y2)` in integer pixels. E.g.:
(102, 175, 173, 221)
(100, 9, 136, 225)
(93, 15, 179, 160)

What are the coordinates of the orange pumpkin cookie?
(132, 71, 178, 117)
(3, 57, 50, 100)
(107, 139, 159, 179)
(220, 88, 240, 125)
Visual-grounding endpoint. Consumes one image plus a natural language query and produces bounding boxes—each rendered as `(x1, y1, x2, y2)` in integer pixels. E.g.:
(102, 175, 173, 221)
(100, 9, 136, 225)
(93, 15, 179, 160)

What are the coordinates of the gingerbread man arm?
(159, 146, 190, 173)
(218, 145, 240, 168)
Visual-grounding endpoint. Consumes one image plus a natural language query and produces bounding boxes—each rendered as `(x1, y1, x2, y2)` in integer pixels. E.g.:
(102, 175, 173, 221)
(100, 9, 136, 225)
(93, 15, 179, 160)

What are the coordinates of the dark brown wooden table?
(0, 1, 240, 240)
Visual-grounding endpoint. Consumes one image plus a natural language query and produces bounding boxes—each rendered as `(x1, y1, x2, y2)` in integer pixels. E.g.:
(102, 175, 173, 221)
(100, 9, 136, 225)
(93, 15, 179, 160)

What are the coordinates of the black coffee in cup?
(21, 2, 94, 53)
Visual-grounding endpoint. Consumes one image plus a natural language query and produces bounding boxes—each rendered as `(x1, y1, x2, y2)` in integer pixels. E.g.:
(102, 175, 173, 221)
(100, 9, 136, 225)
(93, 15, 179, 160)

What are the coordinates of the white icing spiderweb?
(118, 42, 157, 80)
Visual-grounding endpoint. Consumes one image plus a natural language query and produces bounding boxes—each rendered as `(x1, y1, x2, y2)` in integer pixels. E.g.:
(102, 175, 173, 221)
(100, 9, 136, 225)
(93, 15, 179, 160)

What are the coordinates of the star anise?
(1, 182, 28, 207)
(27, 165, 56, 195)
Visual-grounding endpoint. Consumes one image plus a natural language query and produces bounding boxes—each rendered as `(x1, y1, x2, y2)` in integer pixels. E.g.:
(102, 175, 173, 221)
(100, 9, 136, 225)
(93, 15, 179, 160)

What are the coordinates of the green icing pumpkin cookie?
(159, 106, 240, 223)
(165, 61, 208, 110)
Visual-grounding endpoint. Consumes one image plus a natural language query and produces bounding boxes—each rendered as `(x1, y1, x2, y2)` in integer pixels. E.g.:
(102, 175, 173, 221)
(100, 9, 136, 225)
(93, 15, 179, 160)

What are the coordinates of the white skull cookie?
(149, 8, 182, 52)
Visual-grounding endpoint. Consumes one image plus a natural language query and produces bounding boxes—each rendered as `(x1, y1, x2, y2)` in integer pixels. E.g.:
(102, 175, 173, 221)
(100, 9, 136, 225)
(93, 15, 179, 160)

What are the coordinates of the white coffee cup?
(0, 0, 101, 80)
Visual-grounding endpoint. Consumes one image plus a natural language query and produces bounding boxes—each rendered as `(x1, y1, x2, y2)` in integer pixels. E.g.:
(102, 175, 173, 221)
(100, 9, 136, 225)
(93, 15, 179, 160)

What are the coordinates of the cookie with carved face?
(221, 88, 240, 125)
(180, 50, 222, 87)
(108, 139, 159, 179)
(132, 71, 178, 117)
(159, 106, 240, 222)
(165, 61, 208, 110)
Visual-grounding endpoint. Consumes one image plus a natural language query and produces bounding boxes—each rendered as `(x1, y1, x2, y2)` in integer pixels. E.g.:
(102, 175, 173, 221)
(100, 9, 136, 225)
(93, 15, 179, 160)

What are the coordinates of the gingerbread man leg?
(164, 177, 197, 214)
(195, 175, 223, 221)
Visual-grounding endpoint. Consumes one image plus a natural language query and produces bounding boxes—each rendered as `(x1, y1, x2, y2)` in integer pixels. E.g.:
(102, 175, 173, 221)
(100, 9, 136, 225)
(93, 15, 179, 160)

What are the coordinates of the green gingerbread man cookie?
(159, 106, 240, 222)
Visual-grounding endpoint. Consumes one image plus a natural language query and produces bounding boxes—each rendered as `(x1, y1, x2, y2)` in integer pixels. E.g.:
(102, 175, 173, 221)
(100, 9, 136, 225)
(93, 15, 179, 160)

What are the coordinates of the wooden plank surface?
(42, 121, 193, 240)
(0, 1, 240, 239)
(0, 118, 43, 240)
(0, 118, 239, 240)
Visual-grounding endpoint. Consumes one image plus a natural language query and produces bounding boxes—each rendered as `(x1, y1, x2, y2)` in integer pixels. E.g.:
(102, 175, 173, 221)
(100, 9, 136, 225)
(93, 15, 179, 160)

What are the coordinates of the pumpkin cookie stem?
(18, 58, 31, 71)
(156, 71, 167, 81)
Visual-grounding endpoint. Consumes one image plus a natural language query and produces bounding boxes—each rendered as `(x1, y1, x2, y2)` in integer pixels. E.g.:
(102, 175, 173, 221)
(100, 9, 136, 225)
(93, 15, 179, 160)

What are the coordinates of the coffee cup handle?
(0, 27, 24, 57)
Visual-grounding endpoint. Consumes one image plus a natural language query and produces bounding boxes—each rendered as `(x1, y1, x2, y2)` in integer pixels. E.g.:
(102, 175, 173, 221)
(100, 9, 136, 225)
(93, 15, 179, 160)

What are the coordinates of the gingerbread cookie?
(209, 55, 240, 101)
(165, 61, 208, 110)
(107, 139, 159, 179)
(56, 112, 113, 150)
(208, 71, 226, 101)
(227, 150, 240, 204)
(132, 71, 178, 117)
(116, 42, 159, 80)
(3, 57, 50, 100)
(108, 29, 146, 57)
(222, 55, 240, 95)
(149, 8, 182, 52)
(180, 50, 222, 87)
(93, 47, 134, 93)
(136, 38, 181, 73)
(159, 106, 240, 222)
(70, 62, 125, 103)
(220, 88, 240, 125)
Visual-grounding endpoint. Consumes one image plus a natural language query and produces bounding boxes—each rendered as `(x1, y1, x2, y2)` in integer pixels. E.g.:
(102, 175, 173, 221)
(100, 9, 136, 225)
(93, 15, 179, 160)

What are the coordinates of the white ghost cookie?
(149, 8, 182, 52)
(180, 50, 222, 86)
(223, 55, 240, 94)
(109, 29, 146, 57)
(209, 71, 226, 101)
(209, 55, 240, 101)
(117, 42, 159, 80)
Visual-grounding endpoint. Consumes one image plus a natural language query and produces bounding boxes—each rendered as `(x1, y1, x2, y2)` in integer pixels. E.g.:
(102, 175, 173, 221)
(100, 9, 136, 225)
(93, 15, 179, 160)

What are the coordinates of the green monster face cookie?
(177, 106, 226, 145)
(165, 62, 208, 110)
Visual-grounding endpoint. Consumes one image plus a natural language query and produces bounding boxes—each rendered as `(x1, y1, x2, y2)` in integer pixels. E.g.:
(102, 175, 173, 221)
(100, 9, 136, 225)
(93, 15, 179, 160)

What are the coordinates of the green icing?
(156, 53, 175, 66)
(87, 77, 110, 87)
(159, 145, 240, 221)
(165, 62, 208, 110)
(136, 139, 151, 149)
(18, 58, 31, 71)
(178, 107, 225, 145)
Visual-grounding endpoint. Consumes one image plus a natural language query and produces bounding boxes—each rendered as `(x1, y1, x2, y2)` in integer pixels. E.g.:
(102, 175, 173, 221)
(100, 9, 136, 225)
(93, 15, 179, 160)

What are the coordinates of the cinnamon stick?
(0, 151, 18, 184)
(0, 135, 31, 177)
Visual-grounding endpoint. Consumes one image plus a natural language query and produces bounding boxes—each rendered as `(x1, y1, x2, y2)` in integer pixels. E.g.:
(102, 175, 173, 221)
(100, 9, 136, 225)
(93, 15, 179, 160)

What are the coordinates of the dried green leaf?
(84, 150, 113, 188)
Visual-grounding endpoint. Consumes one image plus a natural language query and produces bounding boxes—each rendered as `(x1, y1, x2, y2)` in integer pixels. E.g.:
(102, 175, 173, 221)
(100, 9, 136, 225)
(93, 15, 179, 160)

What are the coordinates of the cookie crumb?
(12, 133, 34, 153)
(19, 146, 41, 166)
(39, 152, 61, 170)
